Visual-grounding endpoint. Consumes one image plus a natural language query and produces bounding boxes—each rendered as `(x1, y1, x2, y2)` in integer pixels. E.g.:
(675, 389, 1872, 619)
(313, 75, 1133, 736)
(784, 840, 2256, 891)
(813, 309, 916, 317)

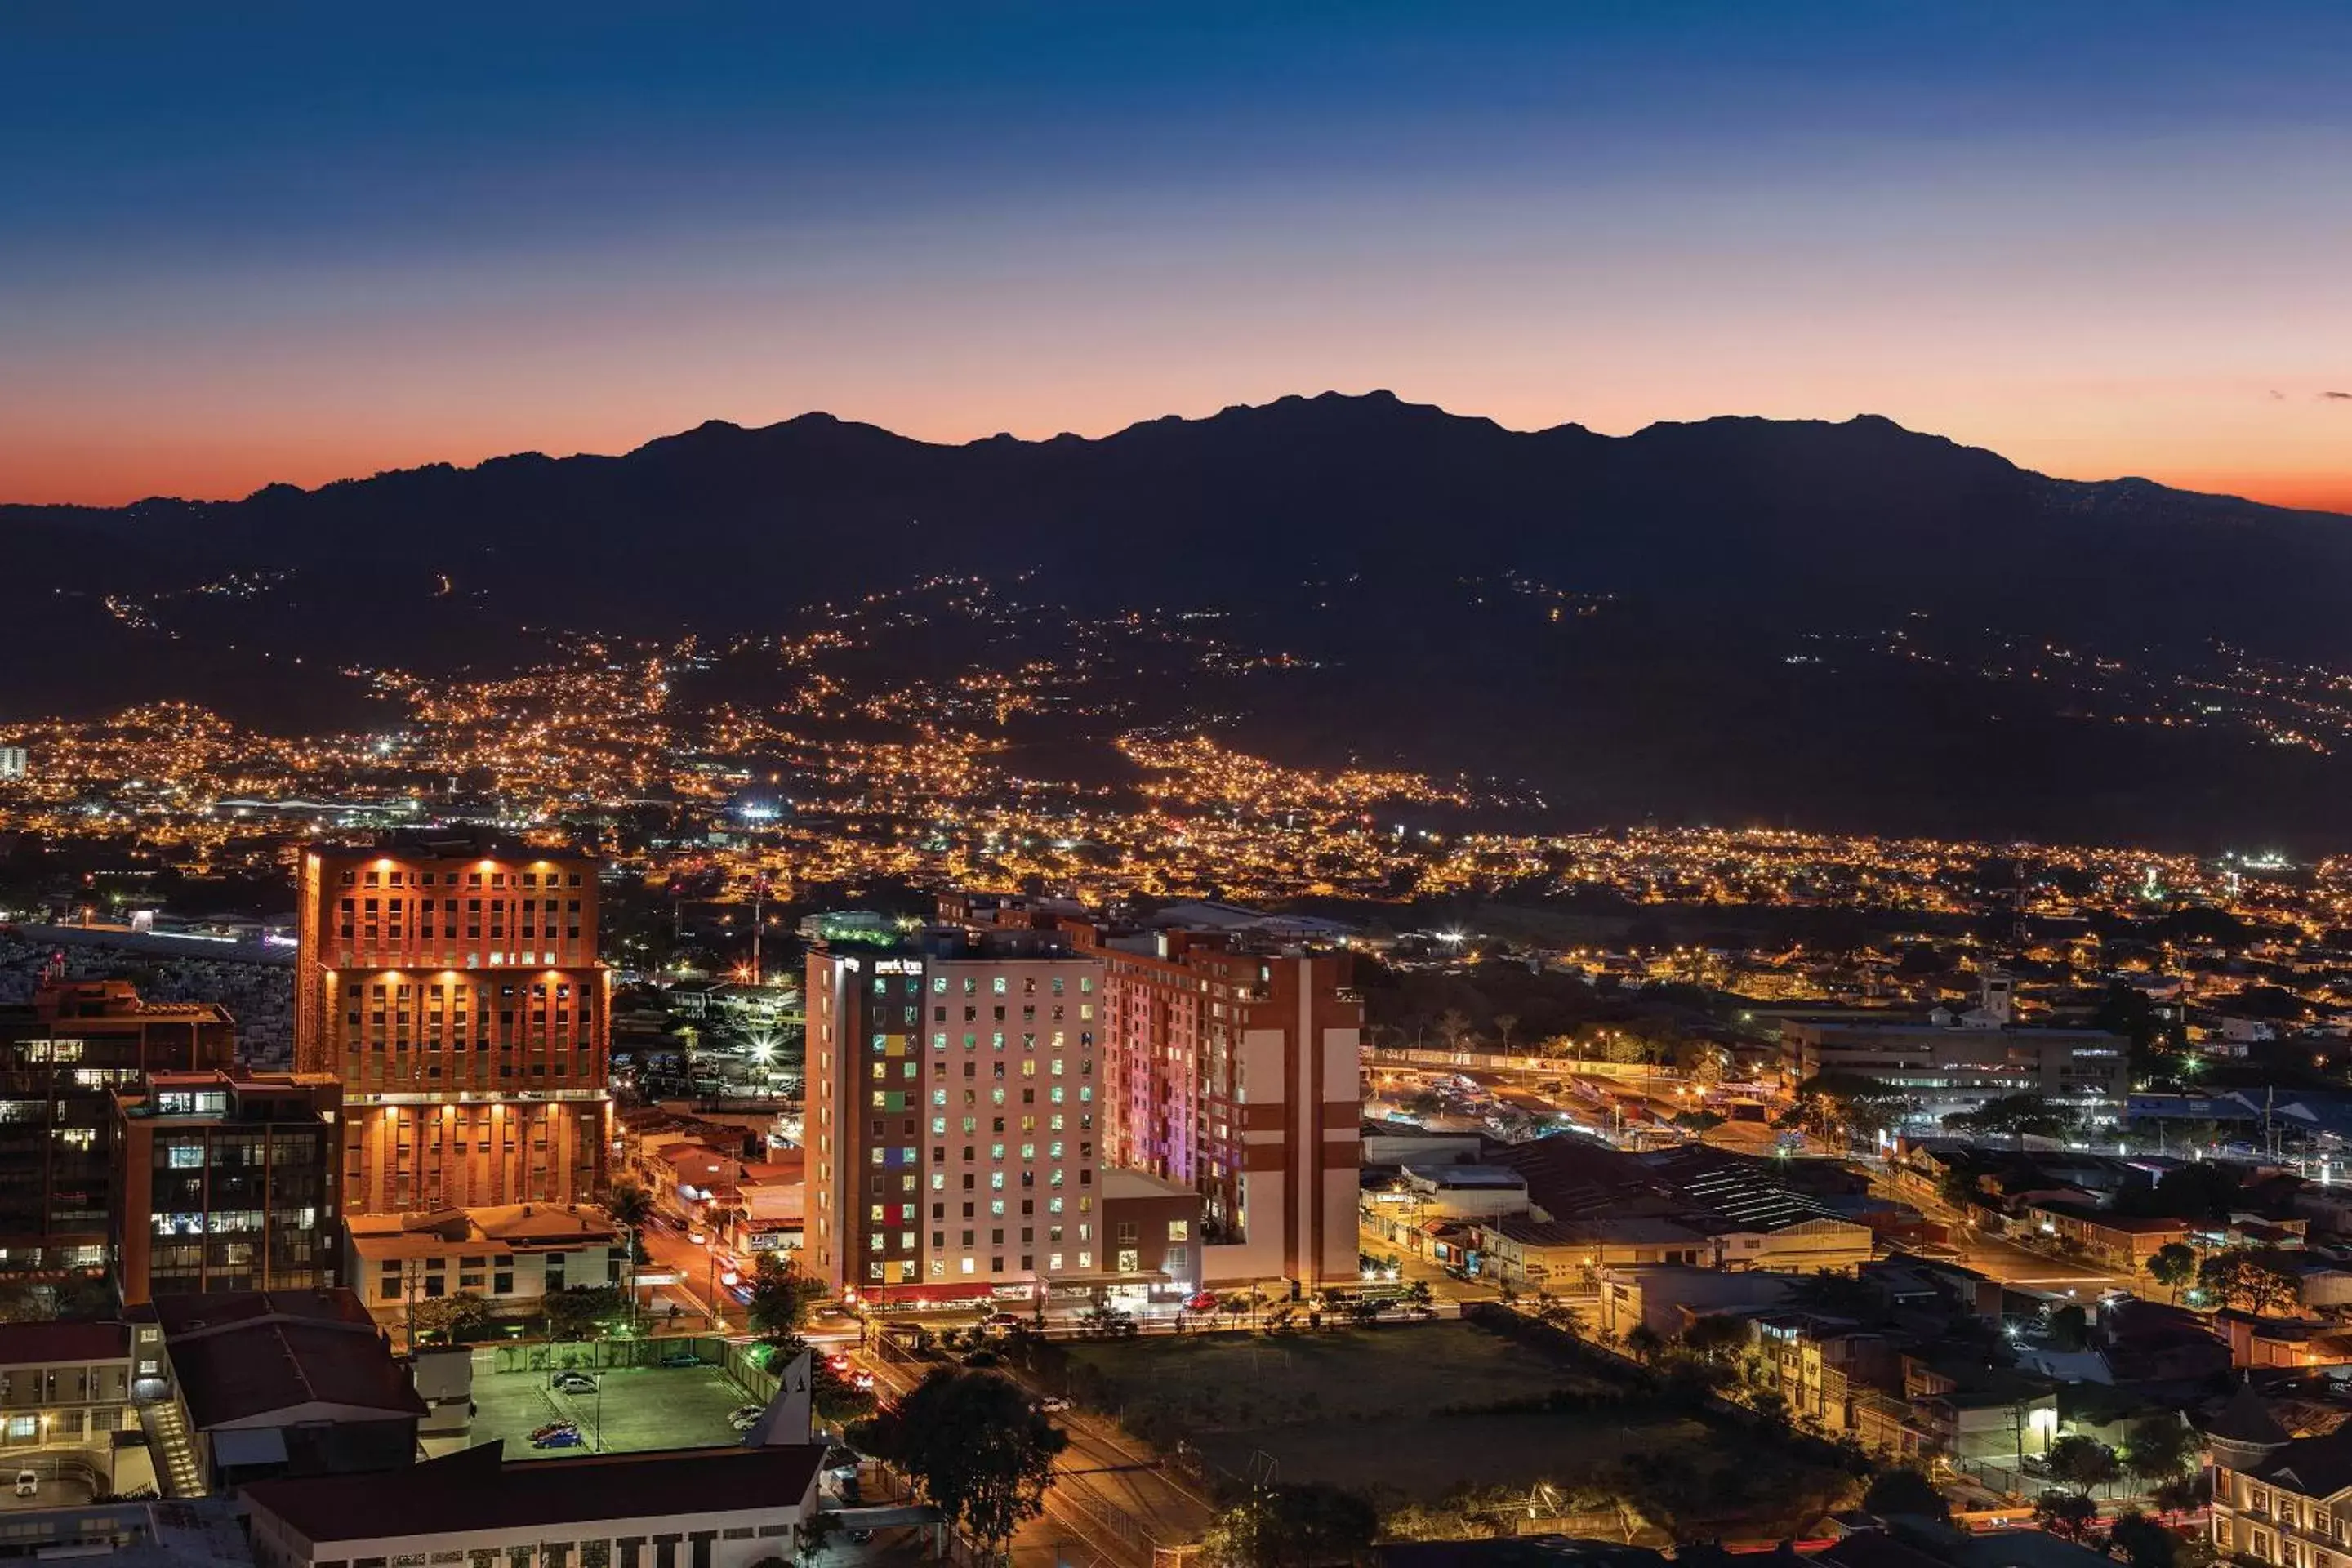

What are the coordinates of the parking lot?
(460, 1361, 762, 1460)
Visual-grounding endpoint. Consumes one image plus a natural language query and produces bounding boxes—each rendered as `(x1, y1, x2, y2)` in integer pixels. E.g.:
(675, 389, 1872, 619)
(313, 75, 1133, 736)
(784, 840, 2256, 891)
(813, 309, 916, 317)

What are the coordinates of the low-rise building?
(0, 1319, 135, 1463)
(136, 1288, 426, 1494)
(1595, 1263, 1797, 1339)
(1098, 1166, 1205, 1308)
(345, 1204, 626, 1326)
(2209, 1407, 2352, 1568)
(1477, 1216, 1708, 1292)
(243, 1439, 827, 1568)
(1779, 994, 2128, 1129)
(2019, 1202, 2192, 1271)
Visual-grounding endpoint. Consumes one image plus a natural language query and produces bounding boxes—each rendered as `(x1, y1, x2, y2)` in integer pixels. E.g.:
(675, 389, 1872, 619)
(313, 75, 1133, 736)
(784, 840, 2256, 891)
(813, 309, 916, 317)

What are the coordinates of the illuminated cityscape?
(12, 7, 2352, 1568)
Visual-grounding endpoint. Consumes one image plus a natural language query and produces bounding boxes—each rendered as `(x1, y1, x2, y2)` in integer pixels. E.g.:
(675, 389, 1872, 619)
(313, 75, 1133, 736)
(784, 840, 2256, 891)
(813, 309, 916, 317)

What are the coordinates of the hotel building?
(804, 923, 1105, 1301)
(293, 831, 610, 1215)
(808, 897, 1364, 1303)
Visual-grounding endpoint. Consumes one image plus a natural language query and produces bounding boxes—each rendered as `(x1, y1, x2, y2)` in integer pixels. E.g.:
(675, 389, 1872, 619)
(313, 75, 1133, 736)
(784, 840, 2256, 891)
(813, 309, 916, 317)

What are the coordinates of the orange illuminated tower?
(295, 830, 611, 1215)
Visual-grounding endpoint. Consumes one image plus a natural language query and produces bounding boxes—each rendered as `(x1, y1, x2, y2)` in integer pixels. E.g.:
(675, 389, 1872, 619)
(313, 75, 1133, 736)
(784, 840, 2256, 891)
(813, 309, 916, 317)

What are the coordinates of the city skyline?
(7, 2, 2352, 510)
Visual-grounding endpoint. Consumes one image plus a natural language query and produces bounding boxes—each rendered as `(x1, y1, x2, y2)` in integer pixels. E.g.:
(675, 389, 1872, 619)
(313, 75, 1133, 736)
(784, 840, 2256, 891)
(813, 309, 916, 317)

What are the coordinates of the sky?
(4, 2, 2350, 510)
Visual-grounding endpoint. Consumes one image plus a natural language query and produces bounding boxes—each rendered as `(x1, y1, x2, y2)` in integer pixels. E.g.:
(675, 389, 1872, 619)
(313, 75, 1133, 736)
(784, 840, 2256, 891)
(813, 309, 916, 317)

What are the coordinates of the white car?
(1038, 1396, 1071, 1414)
(13, 1469, 37, 1499)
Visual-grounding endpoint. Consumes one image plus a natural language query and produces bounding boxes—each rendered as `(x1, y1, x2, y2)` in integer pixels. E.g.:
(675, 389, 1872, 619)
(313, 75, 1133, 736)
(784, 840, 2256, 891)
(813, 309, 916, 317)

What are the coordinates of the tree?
(1434, 1010, 1475, 1051)
(2045, 1435, 2121, 1494)
(2047, 1303, 2090, 1351)
(793, 1510, 842, 1568)
(546, 1285, 626, 1341)
(1680, 1314, 1749, 1362)
(1861, 1467, 1949, 1523)
(1937, 1162, 1984, 1214)
(1202, 1482, 1379, 1568)
(2034, 1490, 2099, 1540)
(2146, 1243, 2196, 1304)
(1624, 1323, 1664, 1363)
(411, 1290, 493, 1341)
(2124, 1414, 2194, 1486)
(1942, 1094, 2078, 1146)
(608, 1179, 654, 1230)
(2108, 1510, 2178, 1568)
(854, 1369, 1066, 1557)
(1493, 1014, 1520, 1053)
(2198, 1249, 2302, 1316)
(1788, 1073, 1913, 1141)
(747, 1252, 825, 1343)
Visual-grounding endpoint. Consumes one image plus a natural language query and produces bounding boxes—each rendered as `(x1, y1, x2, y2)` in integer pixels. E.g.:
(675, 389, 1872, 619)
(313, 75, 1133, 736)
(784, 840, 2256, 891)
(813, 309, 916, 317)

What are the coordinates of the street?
(848, 1334, 1214, 1568)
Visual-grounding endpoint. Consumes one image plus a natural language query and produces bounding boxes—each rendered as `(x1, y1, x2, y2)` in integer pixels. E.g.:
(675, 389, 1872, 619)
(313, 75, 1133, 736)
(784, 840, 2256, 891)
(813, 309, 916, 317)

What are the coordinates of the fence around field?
(479, 1333, 774, 1397)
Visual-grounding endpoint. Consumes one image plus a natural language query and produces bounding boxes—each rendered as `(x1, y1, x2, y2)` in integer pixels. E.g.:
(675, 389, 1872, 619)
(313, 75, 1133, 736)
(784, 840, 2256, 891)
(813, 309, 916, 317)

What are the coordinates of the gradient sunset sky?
(5, 2, 2350, 511)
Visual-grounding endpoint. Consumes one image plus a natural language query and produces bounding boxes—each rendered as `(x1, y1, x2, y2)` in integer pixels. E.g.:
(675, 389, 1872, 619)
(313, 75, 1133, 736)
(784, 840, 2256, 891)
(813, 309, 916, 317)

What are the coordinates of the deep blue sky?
(7, 2, 2351, 506)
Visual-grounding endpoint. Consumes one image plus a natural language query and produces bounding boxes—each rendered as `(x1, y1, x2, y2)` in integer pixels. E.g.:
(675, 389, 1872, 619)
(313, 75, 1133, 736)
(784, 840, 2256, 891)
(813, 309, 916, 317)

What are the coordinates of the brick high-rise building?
(1070, 924, 1363, 1292)
(0, 979, 236, 1284)
(294, 831, 610, 1215)
(805, 924, 1107, 1303)
(819, 896, 1365, 1301)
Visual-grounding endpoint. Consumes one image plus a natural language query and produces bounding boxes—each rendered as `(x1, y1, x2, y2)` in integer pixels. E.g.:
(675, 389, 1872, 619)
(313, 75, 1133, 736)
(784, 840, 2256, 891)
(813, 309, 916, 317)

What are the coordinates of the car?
(960, 1348, 999, 1368)
(1184, 1290, 1218, 1312)
(688, 1228, 708, 1245)
(13, 1469, 37, 1499)
(660, 1350, 702, 1368)
(1037, 1396, 1071, 1414)
(984, 1310, 1023, 1328)
(728, 1405, 766, 1432)
(532, 1428, 588, 1449)
(852, 1370, 875, 1390)
(846, 1530, 875, 1545)
(529, 1419, 580, 1442)
(826, 1352, 853, 1374)
(552, 1372, 599, 1393)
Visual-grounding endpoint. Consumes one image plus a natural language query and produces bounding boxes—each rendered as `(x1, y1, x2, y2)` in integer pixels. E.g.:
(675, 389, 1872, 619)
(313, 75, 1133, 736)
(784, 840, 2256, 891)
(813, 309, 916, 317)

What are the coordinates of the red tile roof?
(0, 1319, 131, 1366)
(243, 1441, 826, 1544)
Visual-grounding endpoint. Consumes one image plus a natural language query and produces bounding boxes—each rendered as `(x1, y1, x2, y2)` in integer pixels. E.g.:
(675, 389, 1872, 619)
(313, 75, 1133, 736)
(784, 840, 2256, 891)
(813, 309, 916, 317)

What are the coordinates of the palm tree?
(1494, 1014, 1520, 1053)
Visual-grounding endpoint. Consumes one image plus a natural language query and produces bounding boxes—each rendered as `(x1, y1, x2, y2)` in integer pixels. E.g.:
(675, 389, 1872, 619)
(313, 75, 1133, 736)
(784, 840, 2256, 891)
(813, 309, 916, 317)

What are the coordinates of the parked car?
(660, 1350, 702, 1368)
(530, 1420, 580, 1442)
(688, 1228, 708, 1245)
(1184, 1291, 1218, 1313)
(532, 1428, 588, 1449)
(728, 1404, 765, 1432)
(13, 1469, 37, 1499)
(852, 1370, 875, 1391)
(985, 1311, 1023, 1328)
(1037, 1396, 1071, 1414)
(552, 1372, 599, 1394)
(826, 1352, 853, 1374)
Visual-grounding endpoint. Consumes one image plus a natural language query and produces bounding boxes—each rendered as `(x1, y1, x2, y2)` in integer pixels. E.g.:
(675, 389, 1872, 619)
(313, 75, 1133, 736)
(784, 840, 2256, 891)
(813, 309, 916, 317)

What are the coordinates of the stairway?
(139, 1401, 207, 1499)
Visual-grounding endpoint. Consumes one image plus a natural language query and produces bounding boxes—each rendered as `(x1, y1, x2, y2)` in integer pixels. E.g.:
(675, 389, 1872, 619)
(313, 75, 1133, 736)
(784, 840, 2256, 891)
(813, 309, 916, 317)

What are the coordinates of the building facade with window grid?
(293, 831, 610, 1214)
(110, 1069, 341, 1307)
(804, 924, 1105, 1301)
